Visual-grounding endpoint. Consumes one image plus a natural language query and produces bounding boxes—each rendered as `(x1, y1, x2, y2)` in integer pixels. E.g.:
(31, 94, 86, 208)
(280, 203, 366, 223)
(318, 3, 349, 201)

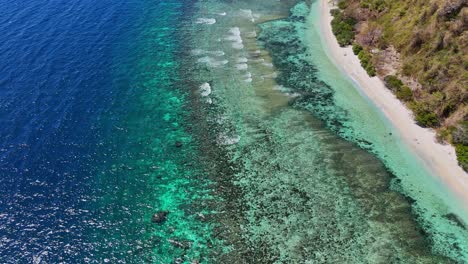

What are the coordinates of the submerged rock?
(151, 211, 169, 224)
(444, 213, 466, 229)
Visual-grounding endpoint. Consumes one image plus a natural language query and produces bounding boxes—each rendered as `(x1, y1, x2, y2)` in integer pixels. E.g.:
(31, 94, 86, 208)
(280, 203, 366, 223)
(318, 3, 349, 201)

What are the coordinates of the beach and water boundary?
(0, 0, 467, 262)
(184, 0, 468, 262)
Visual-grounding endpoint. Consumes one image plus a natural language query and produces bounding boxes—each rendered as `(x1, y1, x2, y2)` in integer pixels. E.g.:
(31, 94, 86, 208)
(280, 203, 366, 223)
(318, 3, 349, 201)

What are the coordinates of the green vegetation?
(383, 75, 403, 91)
(415, 111, 439, 128)
(452, 122, 468, 145)
(352, 43, 363, 55)
(359, 0, 386, 12)
(410, 102, 439, 127)
(455, 144, 468, 171)
(337, 0, 348, 10)
(383, 75, 413, 101)
(330, 9, 356, 46)
(357, 50, 376, 76)
(452, 123, 468, 170)
(396, 85, 413, 101)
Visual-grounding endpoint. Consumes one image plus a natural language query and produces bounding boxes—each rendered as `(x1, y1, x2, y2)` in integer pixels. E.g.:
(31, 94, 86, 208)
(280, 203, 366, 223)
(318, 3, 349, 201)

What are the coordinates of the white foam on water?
(196, 18, 216, 25)
(273, 85, 284, 91)
(225, 27, 244, 49)
(263, 72, 278, 78)
(262, 62, 274, 68)
(272, 85, 300, 97)
(210, 50, 225, 56)
(224, 35, 242, 42)
(197, 57, 228, 68)
(252, 58, 265, 63)
(228, 27, 241, 36)
(224, 35, 240, 42)
(284, 92, 301, 98)
(217, 134, 241, 146)
(206, 97, 213, 104)
(236, 63, 248, 70)
(215, 115, 227, 124)
(246, 31, 257, 38)
(197, 56, 212, 64)
(244, 72, 252, 82)
(199, 82, 212, 97)
(232, 43, 244, 49)
(191, 49, 204, 56)
(239, 9, 255, 22)
(237, 57, 248, 63)
(192, 49, 225, 56)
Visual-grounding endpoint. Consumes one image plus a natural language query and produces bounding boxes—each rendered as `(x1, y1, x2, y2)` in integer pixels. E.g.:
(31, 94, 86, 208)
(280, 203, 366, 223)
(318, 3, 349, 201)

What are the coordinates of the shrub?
(357, 50, 376, 76)
(396, 85, 413, 101)
(358, 50, 370, 63)
(415, 111, 439, 127)
(410, 101, 438, 127)
(358, 0, 387, 12)
(360, 2, 370, 9)
(402, 62, 415, 76)
(384, 75, 403, 91)
(352, 43, 363, 55)
(365, 63, 377, 76)
(330, 8, 340, 17)
(331, 11, 356, 46)
(338, 0, 348, 9)
(455, 144, 468, 171)
(452, 122, 468, 145)
(372, 0, 387, 12)
(437, 127, 454, 142)
(384, 75, 413, 100)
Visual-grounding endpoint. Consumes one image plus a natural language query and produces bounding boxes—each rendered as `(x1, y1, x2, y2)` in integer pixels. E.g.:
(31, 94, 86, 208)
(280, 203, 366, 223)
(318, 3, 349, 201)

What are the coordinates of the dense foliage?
(352, 43, 363, 54)
(357, 49, 376, 76)
(455, 144, 468, 171)
(453, 122, 468, 169)
(330, 9, 356, 46)
(384, 75, 413, 101)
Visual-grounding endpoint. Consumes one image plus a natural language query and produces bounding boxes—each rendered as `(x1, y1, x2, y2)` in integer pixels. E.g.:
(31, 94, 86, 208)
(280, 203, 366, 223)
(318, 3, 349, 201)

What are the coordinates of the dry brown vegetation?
(333, 0, 467, 168)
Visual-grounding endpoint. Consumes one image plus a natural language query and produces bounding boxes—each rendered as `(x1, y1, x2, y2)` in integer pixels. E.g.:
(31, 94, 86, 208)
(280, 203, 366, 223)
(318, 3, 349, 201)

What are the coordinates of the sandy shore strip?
(318, 0, 468, 214)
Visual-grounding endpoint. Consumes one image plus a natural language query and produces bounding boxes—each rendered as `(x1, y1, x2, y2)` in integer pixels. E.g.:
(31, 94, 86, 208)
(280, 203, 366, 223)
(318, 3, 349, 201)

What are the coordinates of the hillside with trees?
(330, 0, 468, 170)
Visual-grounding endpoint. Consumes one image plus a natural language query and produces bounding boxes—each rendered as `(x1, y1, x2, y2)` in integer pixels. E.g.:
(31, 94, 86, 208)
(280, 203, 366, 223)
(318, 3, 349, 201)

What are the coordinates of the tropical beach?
(318, 0, 468, 215)
(0, 0, 466, 263)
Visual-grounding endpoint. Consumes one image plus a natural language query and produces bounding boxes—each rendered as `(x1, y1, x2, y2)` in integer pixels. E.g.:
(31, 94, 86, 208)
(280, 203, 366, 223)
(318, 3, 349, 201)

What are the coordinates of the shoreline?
(318, 0, 468, 216)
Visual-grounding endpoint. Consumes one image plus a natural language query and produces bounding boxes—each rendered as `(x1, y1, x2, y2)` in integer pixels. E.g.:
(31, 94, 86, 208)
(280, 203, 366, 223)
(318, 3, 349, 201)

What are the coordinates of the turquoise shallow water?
(1, 0, 466, 262)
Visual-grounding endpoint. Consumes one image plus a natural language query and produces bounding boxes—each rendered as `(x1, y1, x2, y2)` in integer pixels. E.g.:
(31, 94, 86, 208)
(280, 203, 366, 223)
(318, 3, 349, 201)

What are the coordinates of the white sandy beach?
(318, 0, 468, 213)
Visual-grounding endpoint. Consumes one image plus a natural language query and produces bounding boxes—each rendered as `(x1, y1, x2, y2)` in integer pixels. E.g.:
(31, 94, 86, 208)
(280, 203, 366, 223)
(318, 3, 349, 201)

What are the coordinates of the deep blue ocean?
(0, 0, 207, 262)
